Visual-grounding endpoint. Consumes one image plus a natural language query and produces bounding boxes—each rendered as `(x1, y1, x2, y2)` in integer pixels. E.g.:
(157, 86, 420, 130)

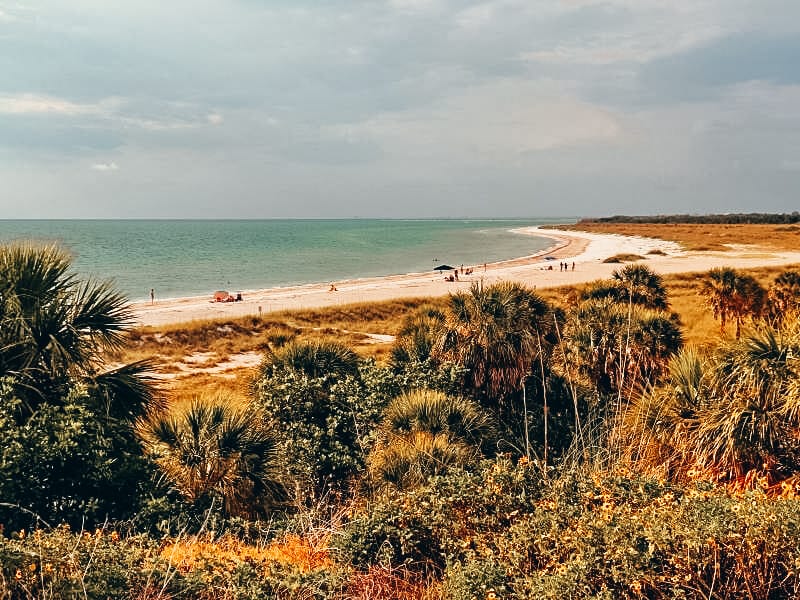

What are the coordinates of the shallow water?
(0, 219, 568, 301)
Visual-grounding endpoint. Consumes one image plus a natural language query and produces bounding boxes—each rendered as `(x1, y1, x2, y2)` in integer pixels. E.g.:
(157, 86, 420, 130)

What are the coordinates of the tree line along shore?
(3, 238, 800, 599)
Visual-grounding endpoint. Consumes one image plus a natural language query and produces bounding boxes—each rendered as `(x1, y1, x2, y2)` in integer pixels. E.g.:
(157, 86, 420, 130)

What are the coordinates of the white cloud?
(0, 93, 101, 115)
(328, 79, 623, 164)
(388, 0, 441, 13)
(91, 162, 119, 171)
(206, 113, 223, 125)
(521, 25, 726, 66)
(454, 3, 494, 30)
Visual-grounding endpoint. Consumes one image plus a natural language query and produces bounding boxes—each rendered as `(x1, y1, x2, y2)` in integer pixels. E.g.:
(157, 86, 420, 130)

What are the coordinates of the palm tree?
(368, 389, 492, 489)
(0, 242, 155, 417)
(137, 397, 286, 518)
(260, 339, 359, 380)
(561, 298, 683, 397)
(694, 327, 800, 478)
(611, 264, 669, 310)
(767, 270, 800, 325)
(390, 305, 446, 366)
(434, 281, 554, 401)
(700, 267, 765, 338)
(627, 325, 800, 484)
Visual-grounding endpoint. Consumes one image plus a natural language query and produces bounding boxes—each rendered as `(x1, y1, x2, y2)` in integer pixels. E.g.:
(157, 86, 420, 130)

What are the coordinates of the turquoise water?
(0, 219, 568, 302)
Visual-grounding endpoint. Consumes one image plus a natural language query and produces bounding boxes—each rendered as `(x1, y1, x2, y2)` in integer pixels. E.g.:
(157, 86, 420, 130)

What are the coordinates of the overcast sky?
(1, 1, 798, 218)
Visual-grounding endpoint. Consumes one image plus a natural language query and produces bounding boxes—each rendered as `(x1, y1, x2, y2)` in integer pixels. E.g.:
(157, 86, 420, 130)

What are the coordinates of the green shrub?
(442, 559, 510, 600)
(253, 359, 466, 501)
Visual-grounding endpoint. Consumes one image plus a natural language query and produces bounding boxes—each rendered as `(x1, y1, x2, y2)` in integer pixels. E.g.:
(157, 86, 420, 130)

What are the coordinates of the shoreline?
(131, 227, 800, 327)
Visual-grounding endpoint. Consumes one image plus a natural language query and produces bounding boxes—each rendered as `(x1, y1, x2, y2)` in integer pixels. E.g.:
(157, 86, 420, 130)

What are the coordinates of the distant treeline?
(581, 212, 800, 225)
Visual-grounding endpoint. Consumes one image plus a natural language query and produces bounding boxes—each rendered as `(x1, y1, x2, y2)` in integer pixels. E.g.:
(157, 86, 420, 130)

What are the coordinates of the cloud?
(328, 79, 623, 164)
(0, 93, 104, 115)
(206, 113, 223, 125)
(454, 3, 494, 30)
(388, 0, 441, 13)
(91, 162, 119, 171)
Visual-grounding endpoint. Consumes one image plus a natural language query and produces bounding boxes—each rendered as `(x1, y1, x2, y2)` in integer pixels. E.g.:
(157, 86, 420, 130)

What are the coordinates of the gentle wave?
(0, 218, 571, 301)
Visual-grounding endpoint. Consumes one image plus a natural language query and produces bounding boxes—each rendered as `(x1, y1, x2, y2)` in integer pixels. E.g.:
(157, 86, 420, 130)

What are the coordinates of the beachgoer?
(460, 264, 464, 274)
(329, 283, 337, 292)
(453, 269, 459, 281)
(483, 263, 487, 272)
(572, 262, 575, 271)
(150, 288, 154, 305)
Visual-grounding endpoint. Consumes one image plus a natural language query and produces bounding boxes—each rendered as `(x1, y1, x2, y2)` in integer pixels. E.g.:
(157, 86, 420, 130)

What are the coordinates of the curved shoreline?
(131, 227, 800, 327)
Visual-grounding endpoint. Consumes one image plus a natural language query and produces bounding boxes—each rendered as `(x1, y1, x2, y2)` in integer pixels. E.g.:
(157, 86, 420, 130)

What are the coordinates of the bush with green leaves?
(0, 525, 161, 599)
(0, 243, 158, 531)
(0, 384, 154, 532)
(337, 461, 800, 598)
(252, 357, 466, 501)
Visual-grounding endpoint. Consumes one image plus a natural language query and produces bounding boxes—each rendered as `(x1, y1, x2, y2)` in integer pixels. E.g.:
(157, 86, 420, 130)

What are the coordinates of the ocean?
(0, 219, 568, 302)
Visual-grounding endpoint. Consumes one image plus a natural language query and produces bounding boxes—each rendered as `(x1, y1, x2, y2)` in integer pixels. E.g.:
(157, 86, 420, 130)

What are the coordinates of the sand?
(131, 227, 800, 328)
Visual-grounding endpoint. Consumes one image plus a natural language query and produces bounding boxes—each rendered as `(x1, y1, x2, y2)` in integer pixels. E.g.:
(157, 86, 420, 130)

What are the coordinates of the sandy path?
(131, 227, 800, 327)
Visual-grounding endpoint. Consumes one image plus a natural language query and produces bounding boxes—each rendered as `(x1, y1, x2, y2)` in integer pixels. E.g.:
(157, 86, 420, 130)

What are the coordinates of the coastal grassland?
(555, 222, 800, 251)
(118, 297, 447, 402)
(119, 263, 800, 401)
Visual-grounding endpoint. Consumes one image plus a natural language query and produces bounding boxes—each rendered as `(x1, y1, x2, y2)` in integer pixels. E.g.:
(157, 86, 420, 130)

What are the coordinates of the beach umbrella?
(433, 264, 454, 271)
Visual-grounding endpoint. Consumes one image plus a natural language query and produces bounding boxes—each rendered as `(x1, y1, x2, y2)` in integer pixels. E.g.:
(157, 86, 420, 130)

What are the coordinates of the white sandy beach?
(132, 227, 800, 327)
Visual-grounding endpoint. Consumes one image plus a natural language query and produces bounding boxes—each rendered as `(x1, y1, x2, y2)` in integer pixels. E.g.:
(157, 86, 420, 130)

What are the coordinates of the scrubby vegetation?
(4, 242, 800, 598)
(581, 212, 800, 225)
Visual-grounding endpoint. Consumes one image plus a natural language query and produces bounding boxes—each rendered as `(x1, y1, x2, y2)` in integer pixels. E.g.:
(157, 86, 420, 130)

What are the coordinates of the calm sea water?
(0, 219, 567, 302)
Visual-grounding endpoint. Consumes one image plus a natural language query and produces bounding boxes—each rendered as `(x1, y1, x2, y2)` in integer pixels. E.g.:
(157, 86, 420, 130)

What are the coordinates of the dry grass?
(117, 297, 446, 402)
(120, 262, 800, 401)
(556, 222, 800, 252)
(161, 533, 332, 574)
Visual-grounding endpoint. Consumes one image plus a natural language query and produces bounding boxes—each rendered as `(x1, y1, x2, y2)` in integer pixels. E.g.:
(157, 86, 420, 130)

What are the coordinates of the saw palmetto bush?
(138, 396, 287, 519)
(390, 304, 446, 366)
(259, 339, 359, 381)
(700, 267, 766, 338)
(367, 389, 494, 490)
(766, 269, 800, 325)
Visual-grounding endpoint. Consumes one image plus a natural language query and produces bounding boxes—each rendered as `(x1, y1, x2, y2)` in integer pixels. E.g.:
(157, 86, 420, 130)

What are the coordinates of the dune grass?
(120, 263, 800, 401)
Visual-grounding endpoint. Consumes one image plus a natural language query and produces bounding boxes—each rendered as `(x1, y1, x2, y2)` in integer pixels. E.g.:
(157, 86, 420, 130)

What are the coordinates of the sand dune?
(131, 227, 800, 327)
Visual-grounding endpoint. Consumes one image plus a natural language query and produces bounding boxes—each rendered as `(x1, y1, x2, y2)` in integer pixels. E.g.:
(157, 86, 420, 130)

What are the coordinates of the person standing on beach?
(150, 288, 155, 304)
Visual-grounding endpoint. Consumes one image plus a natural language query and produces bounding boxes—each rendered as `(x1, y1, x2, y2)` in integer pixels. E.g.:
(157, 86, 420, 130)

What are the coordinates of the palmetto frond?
(435, 282, 553, 400)
(260, 339, 359, 380)
(612, 264, 669, 310)
(0, 243, 135, 413)
(137, 396, 286, 518)
(87, 358, 162, 420)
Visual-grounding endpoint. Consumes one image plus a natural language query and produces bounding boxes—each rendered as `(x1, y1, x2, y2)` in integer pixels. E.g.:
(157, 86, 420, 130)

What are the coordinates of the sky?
(1, 0, 799, 219)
